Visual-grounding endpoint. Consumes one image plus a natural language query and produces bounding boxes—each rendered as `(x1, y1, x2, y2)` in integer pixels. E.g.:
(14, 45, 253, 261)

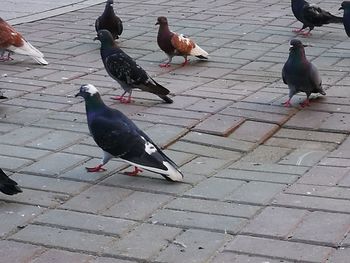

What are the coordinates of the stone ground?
(1, 0, 350, 262)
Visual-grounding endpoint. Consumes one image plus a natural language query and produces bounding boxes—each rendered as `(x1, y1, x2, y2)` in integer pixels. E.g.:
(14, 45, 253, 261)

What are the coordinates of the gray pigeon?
(282, 39, 326, 107)
(95, 0, 123, 39)
(0, 168, 22, 195)
(292, 0, 343, 36)
(156, 16, 208, 67)
(94, 29, 173, 103)
(75, 84, 184, 182)
(339, 1, 350, 37)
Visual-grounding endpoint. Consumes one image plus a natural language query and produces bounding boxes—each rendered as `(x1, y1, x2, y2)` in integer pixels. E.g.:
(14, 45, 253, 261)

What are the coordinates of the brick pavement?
(1, 0, 350, 262)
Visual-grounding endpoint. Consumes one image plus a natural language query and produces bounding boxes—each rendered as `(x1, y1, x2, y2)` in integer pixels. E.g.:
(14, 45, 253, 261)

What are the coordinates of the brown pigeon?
(0, 17, 48, 65)
(156, 16, 208, 67)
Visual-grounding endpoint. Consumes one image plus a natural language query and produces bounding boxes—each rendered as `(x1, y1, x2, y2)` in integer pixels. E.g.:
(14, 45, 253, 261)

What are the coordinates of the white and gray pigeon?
(95, 0, 123, 39)
(94, 29, 173, 104)
(75, 84, 184, 182)
(291, 0, 343, 36)
(0, 168, 22, 195)
(282, 39, 326, 107)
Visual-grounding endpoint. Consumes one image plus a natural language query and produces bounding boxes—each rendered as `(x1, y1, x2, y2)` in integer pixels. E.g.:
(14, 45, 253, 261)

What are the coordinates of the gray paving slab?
(0, 0, 350, 262)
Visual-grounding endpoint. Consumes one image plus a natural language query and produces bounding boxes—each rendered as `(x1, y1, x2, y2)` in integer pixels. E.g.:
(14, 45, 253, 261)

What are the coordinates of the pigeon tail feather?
(11, 40, 48, 65)
(329, 15, 343, 23)
(0, 183, 22, 195)
(158, 94, 173, 104)
(190, 44, 208, 59)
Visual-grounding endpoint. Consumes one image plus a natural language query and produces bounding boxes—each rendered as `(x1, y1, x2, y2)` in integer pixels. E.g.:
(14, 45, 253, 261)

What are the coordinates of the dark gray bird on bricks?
(339, 1, 350, 37)
(0, 168, 22, 195)
(75, 84, 184, 181)
(282, 39, 326, 107)
(95, 0, 123, 39)
(94, 29, 173, 104)
(291, 0, 343, 36)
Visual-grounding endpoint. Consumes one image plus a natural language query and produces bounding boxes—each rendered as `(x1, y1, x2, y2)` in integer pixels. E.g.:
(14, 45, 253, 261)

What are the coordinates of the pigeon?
(282, 39, 326, 107)
(291, 0, 343, 36)
(156, 16, 208, 67)
(0, 168, 22, 195)
(94, 29, 173, 104)
(0, 17, 48, 65)
(339, 1, 350, 37)
(75, 84, 184, 182)
(95, 0, 123, 40)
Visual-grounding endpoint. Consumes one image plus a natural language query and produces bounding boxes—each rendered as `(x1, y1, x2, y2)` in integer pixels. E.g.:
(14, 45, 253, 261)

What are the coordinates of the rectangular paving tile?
(193, 114, 244, 136)
(0, 240, 44, 263)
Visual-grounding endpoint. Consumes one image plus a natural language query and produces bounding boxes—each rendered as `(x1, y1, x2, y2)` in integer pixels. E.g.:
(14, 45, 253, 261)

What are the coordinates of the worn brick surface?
(1, 0, 350, 262)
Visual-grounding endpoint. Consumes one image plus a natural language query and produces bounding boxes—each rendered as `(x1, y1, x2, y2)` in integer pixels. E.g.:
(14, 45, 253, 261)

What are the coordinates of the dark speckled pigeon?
(0, 168, 22, 195)
(95, 0, 123, 39)
(282, 39, 326, 107)
(339, 1, 350, 36)
(75, 84, 184, 182)
(156, 16, 208, 67)
(94, 30, 173, 104)
(291, 0, 343, 36)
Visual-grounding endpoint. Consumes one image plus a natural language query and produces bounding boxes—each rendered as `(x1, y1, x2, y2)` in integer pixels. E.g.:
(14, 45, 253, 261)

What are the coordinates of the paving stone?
(297, 166, 350, 186)
(0, 126, 51, 145)
(11, 225, 116, 254)
(327, 248, 350, 263)
(0, 155, 33, 170)
(143, 123, 188, 147)
(286, 184, 350, 200)
(229, 162, 309, 175)
(210, 252, 286, 263)
(284, 110, 332, 130)
(216, 169, 299, 184)
(0, 240, 44, 263)
(31, 249, 93, 263)
(61, 185, 132, 214)
(0, 202, 44, 238)
(186, 98, 233, 113)
(265, 137, 337, 151)
(193, 114, 244, 136)
(103, 192, 173, 221)
(181, 131, 255, 152)
(240, 145, 292, 163)
(21, 152, 88, 176)
(275, 128, 346, 143)
(150, 209, 247, 234)
(156, 229, 228, 263)
(165, 197, 260, 218)
(291, 211, 350, 246)
(242, 207, 307, 238)
(90, 257, 135, 263)
(225, 235, 334, 263)
(103, 223, 181, 260)
(184, 177, 244, 200)
(229, 121, 279, 143)
(226, 181, 286, 205)
(272, 193, 350, 213)
(180, 156, 231, 176)
(0, 144, 51, 160)
(279, 149, 328, 166)
(35, 209, 136, 237)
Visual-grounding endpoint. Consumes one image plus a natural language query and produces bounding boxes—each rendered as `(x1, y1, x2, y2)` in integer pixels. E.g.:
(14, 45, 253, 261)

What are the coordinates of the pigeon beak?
(155, 21, 159, 25)
(75, 91, 83, 98)
(93, 36, 99, 41)
(339, 6, 343, 10)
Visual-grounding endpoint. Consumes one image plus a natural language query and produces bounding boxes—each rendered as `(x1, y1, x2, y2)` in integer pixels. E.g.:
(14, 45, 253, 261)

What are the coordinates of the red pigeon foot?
(124, 167, 143, 176)
(181, 58, 190, 67)
(292, 28, 305, 33)
(159, 63, 171, 68)
(300, 99, 310, 107)
(283, 99, 292, 107)
(86, 164, 106, 172)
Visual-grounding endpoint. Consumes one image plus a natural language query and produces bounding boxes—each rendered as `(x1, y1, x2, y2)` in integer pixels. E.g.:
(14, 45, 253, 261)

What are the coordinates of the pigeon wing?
(308, 63, 325, 94)
(170, 33, 196, 55)
(105, 51, 170, 95)
(0, 20, 23, 48)
(303, 5, 333, 26)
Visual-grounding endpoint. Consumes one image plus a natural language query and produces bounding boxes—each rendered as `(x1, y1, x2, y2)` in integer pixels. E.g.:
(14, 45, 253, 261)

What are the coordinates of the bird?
(339, 1, 350, 37)
(0, 17, 48, 65)
(75, 84, 184, 182)
(0, 168, 22, 195)
(156, 16, 208, 67)
(282, 39, 326, 107)
(95, 0, 123, 40)
(291, 0, 343, 36)
(94, 29, 173, 104)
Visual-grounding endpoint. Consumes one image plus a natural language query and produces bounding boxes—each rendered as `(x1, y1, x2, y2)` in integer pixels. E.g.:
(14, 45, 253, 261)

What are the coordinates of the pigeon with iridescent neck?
(76, 84, 184, 182)
(282, 39, 325, 107)
(95, 0, 123, 39)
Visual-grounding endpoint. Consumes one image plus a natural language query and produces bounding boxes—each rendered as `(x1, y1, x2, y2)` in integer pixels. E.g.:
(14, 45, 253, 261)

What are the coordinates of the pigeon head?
(340, 1, 350, 10)
(289, 39, 308, 51)
(94, 29, 115, 46)
(75, 84, 99, 99)
(106, 0, 113, 5)
(155, 16, 168, 25)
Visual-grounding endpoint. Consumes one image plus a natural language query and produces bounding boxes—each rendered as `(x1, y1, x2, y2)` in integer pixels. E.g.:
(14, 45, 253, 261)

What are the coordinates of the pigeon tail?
(158, 94, 173, 104)
(329, 15, 343, 23)
(0, 183, 22, 195)
(190, 44, 208, 59)
(10, 40, 48, 65)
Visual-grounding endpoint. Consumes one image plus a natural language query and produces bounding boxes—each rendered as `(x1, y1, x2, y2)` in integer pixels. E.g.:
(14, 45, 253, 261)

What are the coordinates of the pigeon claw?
(181, 58, 190, 67)
(283, 100, 292, 107)
(300, 99, 310, 108)
(124, 166, 143, 176)
(111, 95, 132, 104)
(159, 63, 170, 68)
(86, 164, 106, 172)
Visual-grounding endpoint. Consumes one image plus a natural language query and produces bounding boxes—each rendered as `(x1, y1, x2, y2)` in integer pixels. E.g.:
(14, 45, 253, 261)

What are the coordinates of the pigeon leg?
(124, 166, 143, 176)
(120, 93, 132, 104)
(292, 27, 305, 34)
(283, 99, 292, 107)
(300, 98, 310, 107)
(159, 56, 172, 67)
(86, 164, 106, 172)
(111, 91, 127, 101)
(0, 51, 13, 62)
(300, 29, 312, 36)
(181, 57, 190, 67)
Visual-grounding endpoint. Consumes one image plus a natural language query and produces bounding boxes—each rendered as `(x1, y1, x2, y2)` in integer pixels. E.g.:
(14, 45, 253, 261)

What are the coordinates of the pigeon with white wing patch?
(76, 84, 184, 182)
